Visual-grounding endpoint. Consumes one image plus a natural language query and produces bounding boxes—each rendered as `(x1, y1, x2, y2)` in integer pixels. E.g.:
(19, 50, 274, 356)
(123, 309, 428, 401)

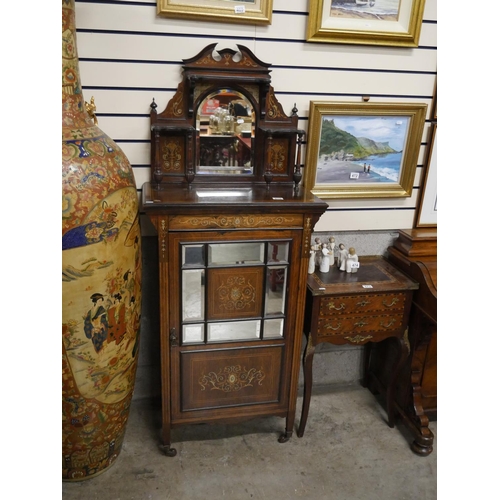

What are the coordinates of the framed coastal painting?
(304, 101, 427, 199)
(307, 0, 427, 47)
(157, 0, 273, 24)
(415, 123, 437, 227)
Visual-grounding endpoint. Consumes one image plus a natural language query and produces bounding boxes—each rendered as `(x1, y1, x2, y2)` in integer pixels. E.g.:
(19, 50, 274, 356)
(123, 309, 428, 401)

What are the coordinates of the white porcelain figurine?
(319, 243, 330, 273)
(327, 236, 336, 267)
(338, 243, 348, 272)
(308, 248, 316, 274)
(346, 247, 359, 273)
(312, 237, 322, 267)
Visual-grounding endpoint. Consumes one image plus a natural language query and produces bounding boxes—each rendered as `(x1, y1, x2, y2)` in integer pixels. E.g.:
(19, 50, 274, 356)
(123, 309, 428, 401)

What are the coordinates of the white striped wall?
(75, 0, 437, 232)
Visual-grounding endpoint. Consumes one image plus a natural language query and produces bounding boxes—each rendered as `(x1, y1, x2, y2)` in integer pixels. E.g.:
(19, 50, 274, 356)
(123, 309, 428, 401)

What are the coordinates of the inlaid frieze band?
(169, 214, 301, 230)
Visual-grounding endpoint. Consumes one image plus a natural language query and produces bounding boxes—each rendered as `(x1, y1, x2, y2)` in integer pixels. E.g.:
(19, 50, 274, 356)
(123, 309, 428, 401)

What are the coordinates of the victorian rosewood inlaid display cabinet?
(141, 44, 328, 455)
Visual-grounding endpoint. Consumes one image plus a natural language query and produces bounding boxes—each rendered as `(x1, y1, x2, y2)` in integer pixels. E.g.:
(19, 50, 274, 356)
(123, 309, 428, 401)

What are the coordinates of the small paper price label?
(350, 172, 359, 179)
(362, 284, 373, 289)
(234, 5, 246, 13)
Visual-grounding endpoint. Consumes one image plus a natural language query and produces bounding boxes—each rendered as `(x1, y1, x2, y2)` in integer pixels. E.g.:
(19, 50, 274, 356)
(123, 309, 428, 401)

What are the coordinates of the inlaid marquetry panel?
(180, 346, 282, 411)
(160, 137, 184, 172)
(266, 87, 289, 121)
(168, 213, 302, 230)
(268, 138, 288, 174)
(207, 267, 264, 320)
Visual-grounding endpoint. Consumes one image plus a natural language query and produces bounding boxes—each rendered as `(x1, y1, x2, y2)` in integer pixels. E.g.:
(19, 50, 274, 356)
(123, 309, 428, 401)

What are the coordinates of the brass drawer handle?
(345, 334, 373, 344)
(354, 319, 368, 328)
(325, 322, 342, 331)
(382, 298, 399, 308)
(327, 302, 345, 311)
(356, 300, 370, 307)
(380, 319, 396, 329)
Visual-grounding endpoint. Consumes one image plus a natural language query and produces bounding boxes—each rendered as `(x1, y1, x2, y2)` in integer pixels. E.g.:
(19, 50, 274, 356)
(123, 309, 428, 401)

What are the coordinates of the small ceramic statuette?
(312, 237, 322, 267)
(327, 236, 336, 267)
(308, 248, 316, 274)
(319, 243, 330, 273)
(346, 247, 359, 273)
(338, 243, 348, 272)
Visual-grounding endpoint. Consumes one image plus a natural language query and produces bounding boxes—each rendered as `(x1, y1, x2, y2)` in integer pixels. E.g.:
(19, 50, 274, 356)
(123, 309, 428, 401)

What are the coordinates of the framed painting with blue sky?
(304, 101, 427, 199)
(307, 0, 426, 47)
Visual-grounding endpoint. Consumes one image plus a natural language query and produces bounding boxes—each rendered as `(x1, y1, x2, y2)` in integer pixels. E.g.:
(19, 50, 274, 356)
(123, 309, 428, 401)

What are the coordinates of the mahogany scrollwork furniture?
(366, 229, 437, 455)
(297, 256, 418, 438)
(142, 44, 328, 456)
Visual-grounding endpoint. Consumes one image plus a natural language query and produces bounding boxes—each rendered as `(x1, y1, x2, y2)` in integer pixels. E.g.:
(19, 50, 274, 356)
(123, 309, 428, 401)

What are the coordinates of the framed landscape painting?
(157, 0, 273, 24)
(304, 101, 427, 199)
(307, 0, 427, 47)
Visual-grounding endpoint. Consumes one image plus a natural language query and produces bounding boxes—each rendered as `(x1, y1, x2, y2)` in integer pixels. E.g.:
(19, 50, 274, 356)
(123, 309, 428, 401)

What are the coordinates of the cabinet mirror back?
(150, 43, 304, 188)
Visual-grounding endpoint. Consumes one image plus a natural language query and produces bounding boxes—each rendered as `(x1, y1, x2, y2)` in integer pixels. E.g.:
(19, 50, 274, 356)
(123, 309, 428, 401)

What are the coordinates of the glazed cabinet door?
(168, 229, 302, 425)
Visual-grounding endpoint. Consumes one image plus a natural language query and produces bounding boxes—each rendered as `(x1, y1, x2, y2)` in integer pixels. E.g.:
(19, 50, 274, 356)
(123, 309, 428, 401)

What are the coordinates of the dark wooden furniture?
(142, 44, 328, 456)
(367, 228, 437, 455)
(297, 256, 418, 438)
(149, 43, 306, 189)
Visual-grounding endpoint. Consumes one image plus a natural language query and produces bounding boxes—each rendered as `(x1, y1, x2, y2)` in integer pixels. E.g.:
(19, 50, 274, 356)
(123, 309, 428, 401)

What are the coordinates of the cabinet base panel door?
(180, 346, 283, 412)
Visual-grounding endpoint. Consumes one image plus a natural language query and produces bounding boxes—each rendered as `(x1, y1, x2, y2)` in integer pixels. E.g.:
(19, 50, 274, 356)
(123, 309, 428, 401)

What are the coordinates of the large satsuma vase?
(62, 0, 141, 481)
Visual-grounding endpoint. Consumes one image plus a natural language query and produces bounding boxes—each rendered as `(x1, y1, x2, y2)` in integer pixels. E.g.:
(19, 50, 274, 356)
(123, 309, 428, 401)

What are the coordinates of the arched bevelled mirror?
(150, 43, 304, 189)
(196, 89, 255, 175)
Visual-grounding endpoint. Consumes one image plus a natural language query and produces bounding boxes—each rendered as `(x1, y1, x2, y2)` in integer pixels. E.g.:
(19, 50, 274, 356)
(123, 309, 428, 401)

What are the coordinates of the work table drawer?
(316, 313, 405, 343)
(319, 292, 407, 317)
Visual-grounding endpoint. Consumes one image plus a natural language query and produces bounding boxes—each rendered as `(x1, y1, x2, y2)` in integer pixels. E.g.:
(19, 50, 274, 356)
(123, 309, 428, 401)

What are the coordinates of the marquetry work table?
(297, 256, 418, 438)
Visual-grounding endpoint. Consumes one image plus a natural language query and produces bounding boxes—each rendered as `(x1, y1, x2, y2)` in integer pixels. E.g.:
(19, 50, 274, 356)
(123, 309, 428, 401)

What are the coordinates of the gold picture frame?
(157, 0, 273, 25)
(304, 101, 427, 199)
(307, 0, 426, 47)
(415, 122, 437, 227)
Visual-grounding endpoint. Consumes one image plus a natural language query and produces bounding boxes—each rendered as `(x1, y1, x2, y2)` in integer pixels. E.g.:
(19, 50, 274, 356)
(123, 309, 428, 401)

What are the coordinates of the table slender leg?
(361, 341, 373, 388)
(386, 332, 409, 428)
(297, 334, 315, 438)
